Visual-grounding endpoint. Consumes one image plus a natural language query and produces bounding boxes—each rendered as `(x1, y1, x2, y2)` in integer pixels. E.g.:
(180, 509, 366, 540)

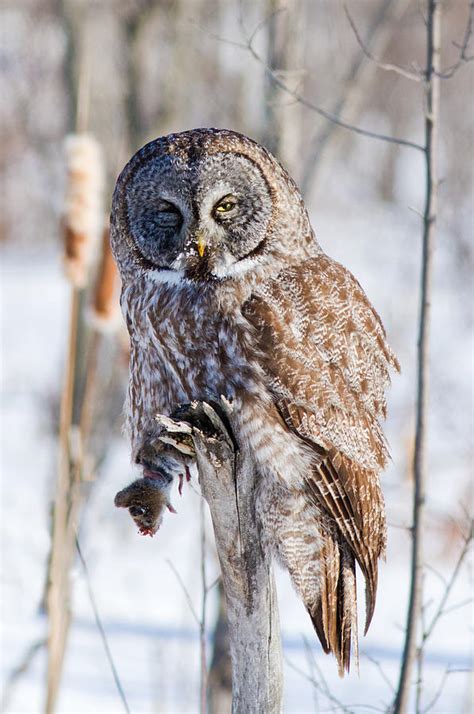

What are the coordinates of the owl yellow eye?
(214, 197, 237, 215)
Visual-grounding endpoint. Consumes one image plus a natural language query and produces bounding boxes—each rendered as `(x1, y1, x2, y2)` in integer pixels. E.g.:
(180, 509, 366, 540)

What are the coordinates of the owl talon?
(178, 473, 184, 496)
(167, 503, 177, 514)
(185, 465, 191, 482)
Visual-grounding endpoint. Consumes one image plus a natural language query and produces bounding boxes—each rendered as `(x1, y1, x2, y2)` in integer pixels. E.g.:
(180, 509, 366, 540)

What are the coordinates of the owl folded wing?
(242, 254, 400, 632)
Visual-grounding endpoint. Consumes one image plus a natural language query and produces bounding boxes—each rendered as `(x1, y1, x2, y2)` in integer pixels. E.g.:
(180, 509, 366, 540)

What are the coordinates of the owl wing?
(242, 254, 399, 641)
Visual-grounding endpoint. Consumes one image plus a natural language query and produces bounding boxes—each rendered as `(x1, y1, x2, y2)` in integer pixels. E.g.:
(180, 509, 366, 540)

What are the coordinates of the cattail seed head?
(89, 221, 121, 332)
(62, 133, 104, 288)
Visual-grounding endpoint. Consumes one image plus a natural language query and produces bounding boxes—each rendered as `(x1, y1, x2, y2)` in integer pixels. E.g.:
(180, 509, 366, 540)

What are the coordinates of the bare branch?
(436, 1, 474, 78)
(244, 39, 423, 152)
(209, 21, 423, 153)
(439, 596, 473, 616)
(422, 522, 473, 644)
(422, 667, 470, 713)
(344, 4, 422, 82)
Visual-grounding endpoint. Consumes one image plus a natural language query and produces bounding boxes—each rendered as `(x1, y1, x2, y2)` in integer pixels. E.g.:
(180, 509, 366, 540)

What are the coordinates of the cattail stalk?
(46, 132, 104, 714)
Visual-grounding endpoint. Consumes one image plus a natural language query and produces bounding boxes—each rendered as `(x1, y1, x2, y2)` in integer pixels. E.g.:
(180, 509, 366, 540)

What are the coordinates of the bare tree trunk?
(263, 0, 304, 177)
(164, 402, 283, 714)
(393, 2, 441, 712)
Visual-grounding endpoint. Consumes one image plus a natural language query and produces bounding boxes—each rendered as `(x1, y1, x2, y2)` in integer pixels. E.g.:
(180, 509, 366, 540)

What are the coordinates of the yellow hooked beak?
(196, 230, 206, 258)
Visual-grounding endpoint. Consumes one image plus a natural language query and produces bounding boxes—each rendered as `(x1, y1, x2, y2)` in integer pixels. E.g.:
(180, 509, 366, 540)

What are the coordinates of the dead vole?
(114, 466, 190, 536)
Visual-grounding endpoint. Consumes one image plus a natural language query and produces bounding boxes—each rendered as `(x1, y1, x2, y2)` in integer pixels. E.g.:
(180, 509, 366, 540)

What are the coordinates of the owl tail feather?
(309, 529, 359, 677)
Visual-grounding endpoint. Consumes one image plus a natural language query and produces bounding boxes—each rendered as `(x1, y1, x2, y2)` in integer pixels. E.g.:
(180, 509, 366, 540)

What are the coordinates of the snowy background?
(1, 1, 473, 712)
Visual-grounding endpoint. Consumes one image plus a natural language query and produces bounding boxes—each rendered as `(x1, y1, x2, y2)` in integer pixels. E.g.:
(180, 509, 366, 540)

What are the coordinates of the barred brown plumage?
(110, 128, 399, 674)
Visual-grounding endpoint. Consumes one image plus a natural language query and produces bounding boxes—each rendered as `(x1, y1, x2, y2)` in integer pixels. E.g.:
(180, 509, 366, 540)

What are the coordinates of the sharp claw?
(178, 473, 184, 496)
(167, 503, 177, 514)
(185, 465, 191, 482)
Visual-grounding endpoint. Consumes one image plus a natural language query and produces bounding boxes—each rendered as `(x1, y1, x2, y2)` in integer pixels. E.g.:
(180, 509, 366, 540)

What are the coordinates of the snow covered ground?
(1, 191, 472, 713)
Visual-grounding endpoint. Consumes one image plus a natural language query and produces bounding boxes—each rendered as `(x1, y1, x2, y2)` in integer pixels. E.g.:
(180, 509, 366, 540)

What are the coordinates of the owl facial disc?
(120, 146, 273, 280)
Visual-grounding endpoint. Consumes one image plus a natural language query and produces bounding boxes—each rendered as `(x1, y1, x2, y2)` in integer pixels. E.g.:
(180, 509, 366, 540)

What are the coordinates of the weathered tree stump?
(160, 400, 283, 714)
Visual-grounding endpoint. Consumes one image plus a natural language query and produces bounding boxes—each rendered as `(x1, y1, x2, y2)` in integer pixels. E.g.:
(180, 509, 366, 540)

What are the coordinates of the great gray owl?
(110, 128, 399, 674)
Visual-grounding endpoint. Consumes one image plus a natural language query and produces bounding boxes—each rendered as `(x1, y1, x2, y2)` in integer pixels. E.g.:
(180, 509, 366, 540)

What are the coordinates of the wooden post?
(162, 401, 283, 714)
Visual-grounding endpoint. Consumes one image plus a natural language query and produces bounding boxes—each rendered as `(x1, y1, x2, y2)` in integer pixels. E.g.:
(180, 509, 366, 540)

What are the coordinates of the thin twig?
(344, 4, 421, 82)
(75, 536, 130, 714)
(286, 651, 387, 713)
(415, 575, 427, 713)
(302, 635, 319, 712)
(166, 558, 200, 625)
(0, 638, 46, 712)
(422, 666, 470, 713)
(423, 563, 448, 587)
(436, 1, 474, 78)
(247, 5, 286, 49)
(363, 651, 396, 694)
(284, 655, 354, 714)
(439, 596, 473, 616)
(422, 523, 473, 644)
(306, 635, 360, 713)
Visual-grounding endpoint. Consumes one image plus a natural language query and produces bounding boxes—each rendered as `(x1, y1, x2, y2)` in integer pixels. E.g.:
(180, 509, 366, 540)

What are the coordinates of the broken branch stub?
(161, 401, 283, 714)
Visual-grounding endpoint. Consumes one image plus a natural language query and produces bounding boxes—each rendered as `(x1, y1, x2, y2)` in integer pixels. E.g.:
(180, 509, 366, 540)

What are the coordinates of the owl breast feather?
(122, 276, 266, 444)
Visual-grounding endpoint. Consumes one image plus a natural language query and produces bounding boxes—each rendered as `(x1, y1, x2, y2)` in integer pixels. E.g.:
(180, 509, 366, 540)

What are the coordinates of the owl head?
(111, 129, 316, 284)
